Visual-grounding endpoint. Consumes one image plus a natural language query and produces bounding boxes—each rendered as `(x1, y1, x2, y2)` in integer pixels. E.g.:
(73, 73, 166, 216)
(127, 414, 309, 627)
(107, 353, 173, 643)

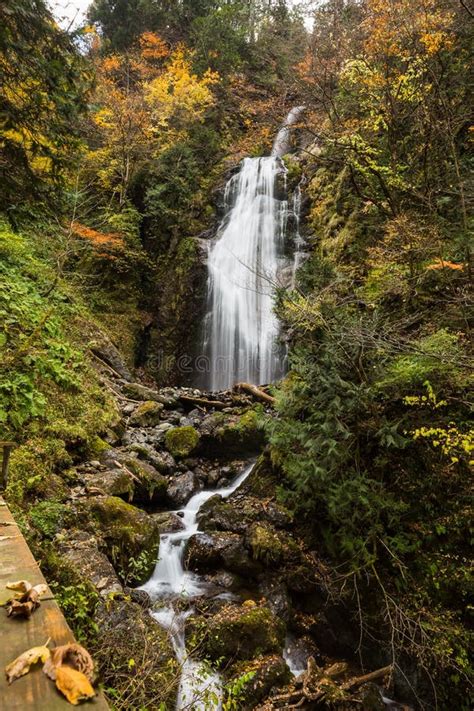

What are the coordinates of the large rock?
(129, 400, 164, 426)
(167, 470, 201, 507)
(186, 532, 261, 577)
(122, 382, 177, 406)
(84, 496, 160, 585)
(126, 444, 175, 474)
(229, 655, 291, 709)
(165, 425, 200, 458)
(123, 456, 168, 504)
(94, 598, 178, 709)
(58, 531, 123, 597)
(81, 467, 133, 499)
(191, 603, 286, 663)
(199, 409, 265, 458)
(152, 511, 185, 533)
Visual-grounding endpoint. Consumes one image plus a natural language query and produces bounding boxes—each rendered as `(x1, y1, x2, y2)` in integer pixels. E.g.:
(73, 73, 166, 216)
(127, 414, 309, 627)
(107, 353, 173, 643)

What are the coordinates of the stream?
(140, 463, 255, 709)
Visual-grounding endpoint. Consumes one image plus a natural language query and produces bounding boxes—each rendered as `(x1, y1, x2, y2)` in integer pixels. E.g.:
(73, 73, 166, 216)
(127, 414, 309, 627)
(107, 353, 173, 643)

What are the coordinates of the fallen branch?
(342, 664, 392, 691)
(234, 382, 275, 406)
(179, 395, 228, 410)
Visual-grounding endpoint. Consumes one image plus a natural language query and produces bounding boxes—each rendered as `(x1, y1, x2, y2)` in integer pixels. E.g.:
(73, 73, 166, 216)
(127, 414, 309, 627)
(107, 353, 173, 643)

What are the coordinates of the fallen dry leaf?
(5, 581, 48, 617)
(6, 599, 37, 618)
(55, 665, 96, 705)
(5, 641, 51, 684)
(43, 643, 94, 682)
(6, 580, 32, 594)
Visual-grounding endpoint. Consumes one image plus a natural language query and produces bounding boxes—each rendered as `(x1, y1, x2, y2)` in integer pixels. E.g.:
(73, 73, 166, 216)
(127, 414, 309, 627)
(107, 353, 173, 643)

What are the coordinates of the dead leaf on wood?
(55, 666, 96, 705)
(6, 580, 32, 594)
(43, 643, 94, 682)
(5, 640, 51, 684)
(6, 586, 47, 617)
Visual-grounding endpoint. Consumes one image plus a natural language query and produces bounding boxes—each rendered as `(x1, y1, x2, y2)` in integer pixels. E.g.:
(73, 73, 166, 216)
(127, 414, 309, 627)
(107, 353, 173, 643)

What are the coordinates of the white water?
(201, 157, 288, 391)
(290, 181, 305, 290)
(141, 463, 254, 709)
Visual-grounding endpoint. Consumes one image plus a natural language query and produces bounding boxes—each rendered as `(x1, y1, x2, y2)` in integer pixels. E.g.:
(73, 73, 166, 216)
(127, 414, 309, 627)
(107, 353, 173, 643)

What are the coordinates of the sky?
(49, 1, 91, 29)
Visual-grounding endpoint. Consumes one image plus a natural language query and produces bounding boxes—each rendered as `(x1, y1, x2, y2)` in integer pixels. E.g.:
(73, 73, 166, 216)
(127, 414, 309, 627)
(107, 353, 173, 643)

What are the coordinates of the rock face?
(192, 603, 286, 663)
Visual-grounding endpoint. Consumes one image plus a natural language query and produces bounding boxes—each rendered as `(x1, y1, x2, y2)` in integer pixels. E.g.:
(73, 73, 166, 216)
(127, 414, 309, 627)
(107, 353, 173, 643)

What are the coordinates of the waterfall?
(196, 107, 306, 391)
(199, 156, 288, 391)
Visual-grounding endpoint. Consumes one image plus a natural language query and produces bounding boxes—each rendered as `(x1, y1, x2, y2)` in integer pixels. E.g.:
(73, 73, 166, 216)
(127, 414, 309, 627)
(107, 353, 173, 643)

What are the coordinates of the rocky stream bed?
(51, 357, 407, 710)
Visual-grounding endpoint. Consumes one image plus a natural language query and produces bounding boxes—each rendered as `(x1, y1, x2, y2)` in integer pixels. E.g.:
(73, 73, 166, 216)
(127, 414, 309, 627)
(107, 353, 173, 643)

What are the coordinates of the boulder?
(199, 409, 265, 458)
(84, 495, 161, 585)
(58, 531, 123, 597)
(165, 425, 200, 458)
(123, 456, 168, 504)
(167, 470, 201, 507)
(82, 467, 134, 500)
(126, 444, 175, 474)
(129, 400, 164, 426)
(229, 655, 291, 708)
(122, 382, 177, 406)
(259, 579, 292, 622)
(192, 603, 286, 663)
(152, 511, 185, 533)
(186, 532, 261, 577)
(198, 496, 246, 533)
(247, 522, 285, 566)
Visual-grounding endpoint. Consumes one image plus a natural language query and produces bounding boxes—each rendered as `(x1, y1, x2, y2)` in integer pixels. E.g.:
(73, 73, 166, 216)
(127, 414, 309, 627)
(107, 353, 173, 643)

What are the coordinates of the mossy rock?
(85, 496, 160, 585)
(192, 603, 286, 663)
(129, 400, 164, 426)
(248, 523, 284, 566)
(123, 457, 168, 504)
(165, 425, 200, 458)
(229, 654, 291, 709)
(200, 408, 265, 459)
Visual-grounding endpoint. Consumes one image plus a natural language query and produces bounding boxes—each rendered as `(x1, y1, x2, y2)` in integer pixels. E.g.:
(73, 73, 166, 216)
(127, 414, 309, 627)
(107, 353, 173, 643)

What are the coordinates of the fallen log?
(178, 395, 228, 410)
(234, 382, 275, 406)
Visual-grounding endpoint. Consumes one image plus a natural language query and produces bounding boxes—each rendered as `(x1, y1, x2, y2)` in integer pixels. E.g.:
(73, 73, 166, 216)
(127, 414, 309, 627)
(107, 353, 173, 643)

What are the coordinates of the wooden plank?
(0, 497, 109, 710)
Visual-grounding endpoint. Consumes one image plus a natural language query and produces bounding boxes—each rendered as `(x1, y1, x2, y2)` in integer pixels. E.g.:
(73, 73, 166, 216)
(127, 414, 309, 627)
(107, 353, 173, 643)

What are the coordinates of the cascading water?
(140, 463, 254, 710)
(200, 157, 288, 391)
(197, 106, 305, 391)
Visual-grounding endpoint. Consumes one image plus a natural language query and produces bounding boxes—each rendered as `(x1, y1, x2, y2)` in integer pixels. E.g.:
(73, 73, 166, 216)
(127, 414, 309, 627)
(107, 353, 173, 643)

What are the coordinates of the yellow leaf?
(5, 641, 51, 684)
(55, 666, 96, 706)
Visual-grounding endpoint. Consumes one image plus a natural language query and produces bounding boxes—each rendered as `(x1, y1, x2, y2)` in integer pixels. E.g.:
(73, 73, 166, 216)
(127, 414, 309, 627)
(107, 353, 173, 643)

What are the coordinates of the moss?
(229, 654, 291, 708)
(129, 400, 163, 426)
(248, 523, 284, 565)
(193, 603, 286, 664)
(165, 425, 200, 458)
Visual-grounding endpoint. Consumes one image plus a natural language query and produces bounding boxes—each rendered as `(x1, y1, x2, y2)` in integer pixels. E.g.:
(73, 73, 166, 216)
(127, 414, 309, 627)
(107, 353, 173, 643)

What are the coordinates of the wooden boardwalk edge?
(0, 496, 109, 710)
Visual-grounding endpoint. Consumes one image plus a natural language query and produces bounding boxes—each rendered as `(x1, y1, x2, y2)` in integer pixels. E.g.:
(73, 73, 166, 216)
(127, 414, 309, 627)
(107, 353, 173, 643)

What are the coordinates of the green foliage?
(29, 500, 70, 538)
(378, 330, 463, 394)
(53, 581, 100, 644)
